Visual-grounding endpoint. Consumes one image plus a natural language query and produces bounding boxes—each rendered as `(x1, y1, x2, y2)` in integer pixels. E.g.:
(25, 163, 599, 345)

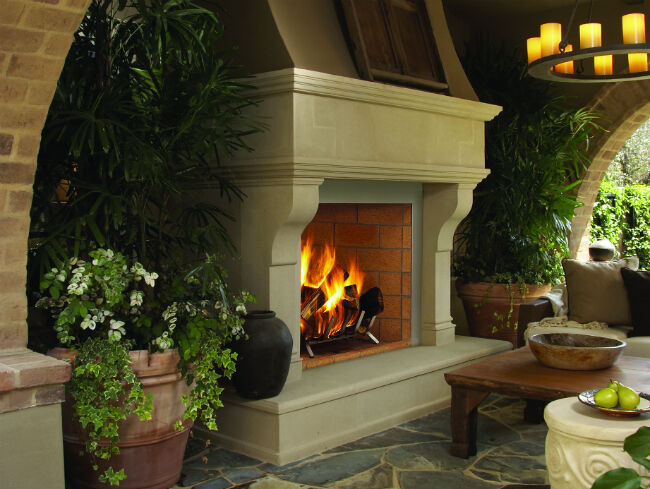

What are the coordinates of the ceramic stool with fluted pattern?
(545, 397, 650, 489)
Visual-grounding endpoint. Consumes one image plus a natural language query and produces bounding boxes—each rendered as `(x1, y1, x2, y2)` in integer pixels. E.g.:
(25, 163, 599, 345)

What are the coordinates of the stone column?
(421, 182, 475, 346)
(234, 179, 323, 383)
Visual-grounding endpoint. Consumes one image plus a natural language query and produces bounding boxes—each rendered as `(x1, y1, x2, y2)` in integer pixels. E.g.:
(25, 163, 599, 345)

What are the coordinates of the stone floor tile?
(332, 463, 394, 489)
(195, 477, 233, 489)
(399, 470, 495, 489)
(185, 448, 262, 471)
(470, 454, 548, 485)
(385, 441, 468, 471)
(179, 468, 221, 487)
(331, 427, 442, 452)
(276, 449, 384, 487)
(476, 414, 521, 447)
(259, 455, 320, 474)
(222, 467, 265, 484)
(239, 475, 315, 488)
(491, 440, 546, 457)
(398, 408, 452, 438)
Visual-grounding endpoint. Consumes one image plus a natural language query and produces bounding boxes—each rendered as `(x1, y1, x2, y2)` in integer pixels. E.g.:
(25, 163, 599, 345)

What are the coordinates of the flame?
(300, 234, 365, 340)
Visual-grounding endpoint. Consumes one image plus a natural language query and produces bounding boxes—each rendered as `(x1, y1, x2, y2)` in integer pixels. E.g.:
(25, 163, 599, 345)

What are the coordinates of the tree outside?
(605, 118, 650, 186)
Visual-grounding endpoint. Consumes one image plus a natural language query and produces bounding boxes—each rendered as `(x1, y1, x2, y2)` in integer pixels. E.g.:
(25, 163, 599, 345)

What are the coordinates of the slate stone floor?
(171, 395, 550, 489)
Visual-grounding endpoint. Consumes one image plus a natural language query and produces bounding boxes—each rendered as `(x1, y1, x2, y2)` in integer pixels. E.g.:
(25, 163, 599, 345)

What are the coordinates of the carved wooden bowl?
(529, 333, 626, 370)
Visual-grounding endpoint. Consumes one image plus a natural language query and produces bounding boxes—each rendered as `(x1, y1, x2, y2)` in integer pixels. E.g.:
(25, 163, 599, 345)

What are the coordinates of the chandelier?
(526, 0, 650, 82)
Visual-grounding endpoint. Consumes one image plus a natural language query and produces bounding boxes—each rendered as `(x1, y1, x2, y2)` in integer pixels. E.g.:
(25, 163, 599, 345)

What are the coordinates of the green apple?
(618, 384, 640, 410)
(594, 387, 618, 408)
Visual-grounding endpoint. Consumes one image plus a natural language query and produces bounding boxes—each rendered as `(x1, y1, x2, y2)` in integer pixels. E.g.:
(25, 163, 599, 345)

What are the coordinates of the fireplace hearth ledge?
(195, 336, 511, 465)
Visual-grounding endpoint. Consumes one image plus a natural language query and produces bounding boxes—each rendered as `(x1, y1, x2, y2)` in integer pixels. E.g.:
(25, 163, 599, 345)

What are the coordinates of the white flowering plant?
(36, 249, 254, 486)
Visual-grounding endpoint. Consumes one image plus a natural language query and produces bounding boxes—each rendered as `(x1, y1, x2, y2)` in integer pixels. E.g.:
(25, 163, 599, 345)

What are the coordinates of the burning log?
(300, 265, 349, 321)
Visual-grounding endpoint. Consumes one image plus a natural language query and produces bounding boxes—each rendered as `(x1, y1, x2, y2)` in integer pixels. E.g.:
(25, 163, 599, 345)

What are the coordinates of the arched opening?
(569, 81, 650, 258)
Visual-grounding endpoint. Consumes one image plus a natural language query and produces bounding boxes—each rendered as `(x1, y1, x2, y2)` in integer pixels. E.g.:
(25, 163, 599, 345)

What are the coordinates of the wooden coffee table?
(444, 346, 650, 458)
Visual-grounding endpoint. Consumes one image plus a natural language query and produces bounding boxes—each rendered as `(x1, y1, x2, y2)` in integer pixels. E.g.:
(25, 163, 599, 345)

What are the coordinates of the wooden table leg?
(524, 398, 547, 423)
(450, 387, 489, 458)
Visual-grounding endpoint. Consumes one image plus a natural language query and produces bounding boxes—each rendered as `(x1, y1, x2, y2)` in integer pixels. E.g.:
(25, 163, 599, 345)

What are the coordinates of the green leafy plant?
(591, 426, 650, 489)
(591, 181, 650, 269)
(455, 36, 602, 286)
(29, 0, 259, 282)
(37, 249, 254, 484)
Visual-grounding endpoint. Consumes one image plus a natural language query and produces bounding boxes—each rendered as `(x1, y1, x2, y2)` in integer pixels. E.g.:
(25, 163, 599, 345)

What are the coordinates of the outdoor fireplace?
(206, 67, 503, 465)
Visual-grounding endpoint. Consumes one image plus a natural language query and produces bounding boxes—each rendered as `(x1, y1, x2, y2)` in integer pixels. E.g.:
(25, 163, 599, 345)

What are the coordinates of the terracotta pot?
(231, 310, 292, 400)
(455, 280, 552, 348)
(48, 348, 192, 489)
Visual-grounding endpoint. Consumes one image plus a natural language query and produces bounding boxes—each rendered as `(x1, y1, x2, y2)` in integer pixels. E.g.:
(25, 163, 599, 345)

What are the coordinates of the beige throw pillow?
(562, 258, 638, 325)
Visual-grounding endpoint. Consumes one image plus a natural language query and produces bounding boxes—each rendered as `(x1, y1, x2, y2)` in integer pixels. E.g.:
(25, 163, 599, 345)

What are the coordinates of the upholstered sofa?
(519, 258, 650, 359)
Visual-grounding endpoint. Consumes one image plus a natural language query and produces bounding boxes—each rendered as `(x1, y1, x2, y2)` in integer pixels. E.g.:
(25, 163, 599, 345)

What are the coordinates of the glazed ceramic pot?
(48, 348, 191, 489)
(231, 310, 292, 400)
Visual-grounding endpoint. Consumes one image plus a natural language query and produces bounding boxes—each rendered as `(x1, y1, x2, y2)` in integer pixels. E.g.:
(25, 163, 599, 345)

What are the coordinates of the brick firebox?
(301, 203, 412, 367)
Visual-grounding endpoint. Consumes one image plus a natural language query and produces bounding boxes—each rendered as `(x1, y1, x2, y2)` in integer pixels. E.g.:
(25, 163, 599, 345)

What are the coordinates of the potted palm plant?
(453, 37, 602, 347)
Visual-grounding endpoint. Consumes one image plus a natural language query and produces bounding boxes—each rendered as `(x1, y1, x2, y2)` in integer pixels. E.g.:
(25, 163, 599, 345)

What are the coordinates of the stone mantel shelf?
(248, 68, 502, 123)
(223, 157, 488, 186)
(223, 156, 490, 185)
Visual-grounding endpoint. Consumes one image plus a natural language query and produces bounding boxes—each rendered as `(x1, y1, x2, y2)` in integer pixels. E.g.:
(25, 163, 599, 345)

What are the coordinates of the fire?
(300, 235, 365, 340)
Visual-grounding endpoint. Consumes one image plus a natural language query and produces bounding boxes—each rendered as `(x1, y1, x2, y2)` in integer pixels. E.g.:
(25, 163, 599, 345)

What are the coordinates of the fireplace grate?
(303, 310, 380, 358)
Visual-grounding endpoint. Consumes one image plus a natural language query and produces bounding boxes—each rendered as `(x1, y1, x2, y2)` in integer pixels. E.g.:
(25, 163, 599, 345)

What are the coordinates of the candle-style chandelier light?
(526, 0, 650, 82)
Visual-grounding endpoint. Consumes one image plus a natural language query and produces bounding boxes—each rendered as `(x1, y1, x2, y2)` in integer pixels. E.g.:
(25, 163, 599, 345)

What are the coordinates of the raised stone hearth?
(205, 68, 505, 463)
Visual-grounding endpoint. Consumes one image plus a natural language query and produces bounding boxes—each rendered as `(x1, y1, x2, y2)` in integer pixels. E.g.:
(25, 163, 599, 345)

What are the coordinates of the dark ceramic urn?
(231, 310, 293, 400)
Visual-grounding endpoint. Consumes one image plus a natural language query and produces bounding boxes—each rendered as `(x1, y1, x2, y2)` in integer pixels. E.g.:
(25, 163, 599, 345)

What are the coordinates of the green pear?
(618, 384, 640, 410)
(594, 387, 618, 408)
(607, 380, 619, 392)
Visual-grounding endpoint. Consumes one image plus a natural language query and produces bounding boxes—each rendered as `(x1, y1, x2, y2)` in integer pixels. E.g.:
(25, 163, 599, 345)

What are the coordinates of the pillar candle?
(541, 23, 562, 56)
(622, 13, 646, 44)
(527, 37, 542, 63)
(594, 55, 613, 75)
(628, 53, 648, 73)
(580, 23, 602, 49)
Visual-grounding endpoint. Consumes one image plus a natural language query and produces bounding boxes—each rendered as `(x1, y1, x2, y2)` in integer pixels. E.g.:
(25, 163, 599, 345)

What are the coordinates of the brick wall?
(303, 203, 412, 344)
(0, 0, 89, 351)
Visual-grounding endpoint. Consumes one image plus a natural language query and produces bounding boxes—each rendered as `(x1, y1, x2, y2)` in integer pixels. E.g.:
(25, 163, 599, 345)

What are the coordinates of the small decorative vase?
(231, 310, 293, 400)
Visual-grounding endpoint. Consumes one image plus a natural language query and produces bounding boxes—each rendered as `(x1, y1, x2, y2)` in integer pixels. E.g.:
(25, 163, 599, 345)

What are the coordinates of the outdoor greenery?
(455, 37, 601, 285)
(605, 119, 650, 186)
(37, 249, 253, 484)
(29, 0, 258, 283)
(591, 181, 650, 270)
(29, 0, 259, 485)
(591, 426, 650, 489)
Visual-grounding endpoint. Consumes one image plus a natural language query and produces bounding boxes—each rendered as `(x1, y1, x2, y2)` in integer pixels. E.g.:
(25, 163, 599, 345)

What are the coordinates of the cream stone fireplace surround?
(201, 68, 510, 464)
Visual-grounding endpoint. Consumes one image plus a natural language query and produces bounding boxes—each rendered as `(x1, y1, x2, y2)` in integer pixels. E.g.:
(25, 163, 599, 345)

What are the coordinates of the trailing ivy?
(591, 181, 650, 269)
(68, 338, 153, 485)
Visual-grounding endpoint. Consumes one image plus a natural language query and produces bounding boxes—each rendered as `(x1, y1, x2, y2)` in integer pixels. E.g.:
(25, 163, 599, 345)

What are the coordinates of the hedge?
(591, 180, 650, 269)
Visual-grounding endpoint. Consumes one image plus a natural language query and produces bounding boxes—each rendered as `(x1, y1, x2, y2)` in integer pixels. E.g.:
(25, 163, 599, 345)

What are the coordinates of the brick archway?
(1, 0, 91, 350)
(0, 2, 90, 487)
(569, 80, 650, 259)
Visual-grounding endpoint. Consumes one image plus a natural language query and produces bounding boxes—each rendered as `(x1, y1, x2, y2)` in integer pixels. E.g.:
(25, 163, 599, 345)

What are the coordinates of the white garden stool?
(545, 397, 650, 489)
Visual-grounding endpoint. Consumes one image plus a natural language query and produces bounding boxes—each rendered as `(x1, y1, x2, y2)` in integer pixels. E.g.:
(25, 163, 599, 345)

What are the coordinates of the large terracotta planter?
(456, 281, 551, 348)
(49, 348, 192, 489)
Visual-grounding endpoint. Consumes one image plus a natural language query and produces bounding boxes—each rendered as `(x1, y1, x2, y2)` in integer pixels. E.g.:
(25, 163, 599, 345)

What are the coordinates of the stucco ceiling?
(446, 0, 645, 15)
